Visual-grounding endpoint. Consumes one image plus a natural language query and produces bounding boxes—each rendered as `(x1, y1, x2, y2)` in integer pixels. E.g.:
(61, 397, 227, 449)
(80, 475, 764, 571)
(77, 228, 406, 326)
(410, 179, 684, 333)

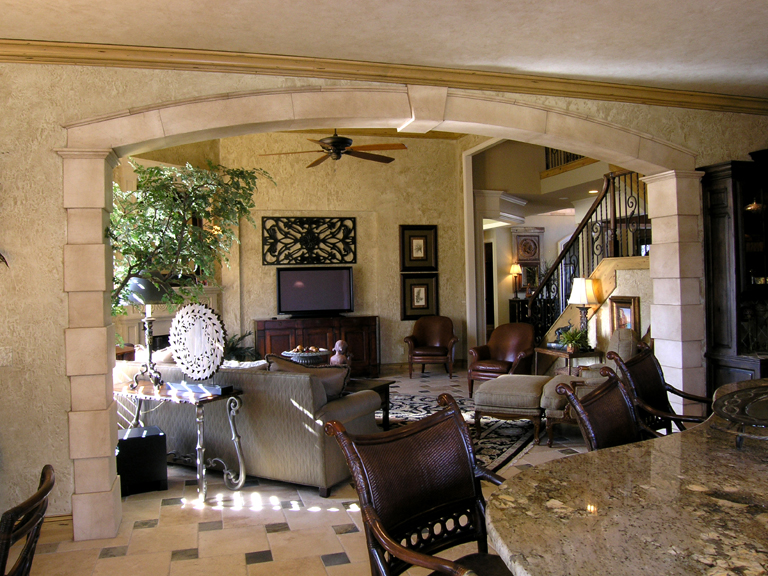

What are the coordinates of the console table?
(256, 315, 380, 377)
(534, 346, 603, 375)
(114, 382, 246, 500)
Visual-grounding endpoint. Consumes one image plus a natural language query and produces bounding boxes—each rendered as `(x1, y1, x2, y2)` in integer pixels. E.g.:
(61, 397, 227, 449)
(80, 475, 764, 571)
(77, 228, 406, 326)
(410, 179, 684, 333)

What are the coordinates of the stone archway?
(59, 84, 699, 539)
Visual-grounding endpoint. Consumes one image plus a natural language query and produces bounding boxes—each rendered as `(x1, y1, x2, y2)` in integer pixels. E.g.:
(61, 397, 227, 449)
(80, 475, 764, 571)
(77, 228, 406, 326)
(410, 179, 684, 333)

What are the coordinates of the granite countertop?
(486, 379, 768, 576)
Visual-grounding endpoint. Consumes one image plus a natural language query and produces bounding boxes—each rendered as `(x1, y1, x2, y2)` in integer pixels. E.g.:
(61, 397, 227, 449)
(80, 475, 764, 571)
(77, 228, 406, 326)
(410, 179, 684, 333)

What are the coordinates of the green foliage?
(223, 331, 260, 361)
(558, 328, 588, 349)
(109, 160, 273, 313)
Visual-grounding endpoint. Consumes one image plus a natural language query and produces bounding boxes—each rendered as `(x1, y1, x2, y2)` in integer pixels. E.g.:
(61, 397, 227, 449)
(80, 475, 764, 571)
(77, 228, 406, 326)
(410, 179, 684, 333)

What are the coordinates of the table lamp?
(510, 263, 523, 299)
(125, 274, 171, 389)
(568, 278, 599, 333)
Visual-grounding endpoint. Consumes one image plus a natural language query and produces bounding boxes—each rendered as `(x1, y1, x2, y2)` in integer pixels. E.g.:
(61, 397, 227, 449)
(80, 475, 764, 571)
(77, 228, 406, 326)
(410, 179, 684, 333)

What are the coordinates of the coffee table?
(345, 378, 395, 430)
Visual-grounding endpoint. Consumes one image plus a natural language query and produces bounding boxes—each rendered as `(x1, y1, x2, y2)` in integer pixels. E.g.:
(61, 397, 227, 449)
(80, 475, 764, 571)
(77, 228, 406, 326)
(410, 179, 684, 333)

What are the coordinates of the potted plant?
(558, 328, 588, 353)
(109, 160, 273, 313)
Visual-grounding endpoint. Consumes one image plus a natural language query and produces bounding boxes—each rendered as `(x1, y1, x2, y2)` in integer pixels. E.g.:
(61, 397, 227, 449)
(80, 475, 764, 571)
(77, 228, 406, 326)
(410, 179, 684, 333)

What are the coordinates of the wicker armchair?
(325, 394, 512, 576)
(0, 465, 55, 576)
(556, 370, 654, 452)
(608, 343, 712, 434)
(403, 315, 459, 379)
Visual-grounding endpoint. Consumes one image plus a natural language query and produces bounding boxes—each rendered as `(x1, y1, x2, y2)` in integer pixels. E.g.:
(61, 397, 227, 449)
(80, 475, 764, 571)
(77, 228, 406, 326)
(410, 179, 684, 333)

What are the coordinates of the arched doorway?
(60, 84, 697, 539)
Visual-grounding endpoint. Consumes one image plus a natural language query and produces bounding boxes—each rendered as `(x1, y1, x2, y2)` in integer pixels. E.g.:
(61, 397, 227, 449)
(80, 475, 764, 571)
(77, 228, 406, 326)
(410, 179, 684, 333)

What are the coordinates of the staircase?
(527, 170, 650, 343)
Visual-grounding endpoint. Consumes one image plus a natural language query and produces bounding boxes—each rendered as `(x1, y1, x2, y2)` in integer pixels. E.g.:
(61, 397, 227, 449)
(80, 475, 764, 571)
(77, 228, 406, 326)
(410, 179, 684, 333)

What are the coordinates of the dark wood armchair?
(325, 394, 512, 576)
(403, 315, 459, 379)
(0, 465, 55, 576)
(608, 343, 712, 434)
(556, 370, 655, 451)
(467, 322, 535, 397)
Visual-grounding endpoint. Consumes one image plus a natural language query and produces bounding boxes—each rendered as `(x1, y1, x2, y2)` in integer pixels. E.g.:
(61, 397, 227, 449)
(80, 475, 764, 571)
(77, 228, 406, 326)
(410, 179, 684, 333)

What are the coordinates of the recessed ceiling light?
(559, 197, 568, 200)
(588, 189, 599, 194)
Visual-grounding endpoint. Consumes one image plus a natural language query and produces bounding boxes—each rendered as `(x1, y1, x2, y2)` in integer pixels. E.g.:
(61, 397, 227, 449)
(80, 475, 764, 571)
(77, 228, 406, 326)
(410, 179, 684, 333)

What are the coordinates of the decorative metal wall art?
(262, 217, 356, 265)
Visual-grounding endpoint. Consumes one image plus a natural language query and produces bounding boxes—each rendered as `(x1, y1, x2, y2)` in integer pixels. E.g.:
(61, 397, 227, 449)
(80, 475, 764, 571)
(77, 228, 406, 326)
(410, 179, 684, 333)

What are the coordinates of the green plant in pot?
(109, 160, 273, 314)
(558, 328, 589, 353)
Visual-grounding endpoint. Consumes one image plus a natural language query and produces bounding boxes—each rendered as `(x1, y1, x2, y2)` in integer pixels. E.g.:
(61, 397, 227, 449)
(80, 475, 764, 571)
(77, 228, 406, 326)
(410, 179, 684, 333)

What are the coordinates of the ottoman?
(474, 375, 552, 445)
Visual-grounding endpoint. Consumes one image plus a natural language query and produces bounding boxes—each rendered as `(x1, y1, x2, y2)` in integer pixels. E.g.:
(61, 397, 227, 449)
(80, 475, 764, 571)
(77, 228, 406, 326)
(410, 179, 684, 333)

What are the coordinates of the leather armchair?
(467, 322, 535, 397)
(403, 315, 459, 379)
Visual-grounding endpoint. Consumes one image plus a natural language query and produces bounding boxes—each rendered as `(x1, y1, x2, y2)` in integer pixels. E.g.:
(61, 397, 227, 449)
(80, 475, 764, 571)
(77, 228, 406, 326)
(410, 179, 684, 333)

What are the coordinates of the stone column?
(643, 170, 707, 416)
(58, 148, 122, 540)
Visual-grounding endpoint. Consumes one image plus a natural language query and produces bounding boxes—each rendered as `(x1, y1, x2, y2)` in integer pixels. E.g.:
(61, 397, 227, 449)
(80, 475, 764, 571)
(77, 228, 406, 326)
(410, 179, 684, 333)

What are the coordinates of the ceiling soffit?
(2, 40, 767, 116)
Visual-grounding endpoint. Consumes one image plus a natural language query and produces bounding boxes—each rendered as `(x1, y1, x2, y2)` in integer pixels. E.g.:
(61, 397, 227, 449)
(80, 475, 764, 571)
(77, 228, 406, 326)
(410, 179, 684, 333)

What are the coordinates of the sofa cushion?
(266, 354, 350, 400)
(474, 375, 551, 410)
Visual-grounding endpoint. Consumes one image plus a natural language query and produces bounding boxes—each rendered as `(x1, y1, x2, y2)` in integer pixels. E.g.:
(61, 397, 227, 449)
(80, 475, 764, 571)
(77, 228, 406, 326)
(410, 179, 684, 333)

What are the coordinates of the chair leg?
(532, 415, 541, 445)
(421, 364, 426, 373)
(475, 411, 482, 434)
(318, 486, 331, 498)
(446, 361, 453, 379)
(546, 419, 554, 448)
(408, 361, 413, 379)
(468, 375, 474, 398)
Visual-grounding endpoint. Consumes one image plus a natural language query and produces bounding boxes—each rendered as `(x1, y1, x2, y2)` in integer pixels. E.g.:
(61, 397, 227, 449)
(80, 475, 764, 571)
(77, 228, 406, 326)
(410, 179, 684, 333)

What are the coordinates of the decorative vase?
(566, 344, 577, 353)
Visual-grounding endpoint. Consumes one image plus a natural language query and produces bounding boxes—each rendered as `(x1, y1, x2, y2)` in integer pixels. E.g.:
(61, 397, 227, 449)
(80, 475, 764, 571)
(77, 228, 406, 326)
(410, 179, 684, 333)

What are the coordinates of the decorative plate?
(169, 303, 227, 380)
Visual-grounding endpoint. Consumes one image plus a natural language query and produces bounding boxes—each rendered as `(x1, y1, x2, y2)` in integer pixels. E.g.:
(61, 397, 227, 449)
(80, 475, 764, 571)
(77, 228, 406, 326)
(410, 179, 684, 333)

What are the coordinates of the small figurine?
(330, 340, 351, 366)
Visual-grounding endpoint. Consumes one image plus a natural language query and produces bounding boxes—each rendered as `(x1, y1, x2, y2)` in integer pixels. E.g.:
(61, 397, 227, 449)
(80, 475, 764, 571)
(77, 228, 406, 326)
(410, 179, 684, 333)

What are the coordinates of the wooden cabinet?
(509, 298, 529, 324)
(255, 316, 380, 377)
(702, 150, 768, 396)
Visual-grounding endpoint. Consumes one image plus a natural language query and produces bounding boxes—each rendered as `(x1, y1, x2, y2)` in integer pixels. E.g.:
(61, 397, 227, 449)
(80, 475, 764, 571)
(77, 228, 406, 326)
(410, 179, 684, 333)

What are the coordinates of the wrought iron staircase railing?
(527, 170, 649, 342)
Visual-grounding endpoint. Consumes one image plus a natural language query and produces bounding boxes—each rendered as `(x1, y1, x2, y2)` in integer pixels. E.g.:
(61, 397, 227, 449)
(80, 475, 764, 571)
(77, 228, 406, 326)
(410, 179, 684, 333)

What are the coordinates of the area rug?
(380, 394, 535, 472)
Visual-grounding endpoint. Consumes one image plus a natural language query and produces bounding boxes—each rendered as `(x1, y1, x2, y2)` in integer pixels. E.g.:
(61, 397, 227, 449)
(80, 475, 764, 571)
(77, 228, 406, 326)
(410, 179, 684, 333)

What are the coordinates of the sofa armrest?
(316, 390, 381, 424)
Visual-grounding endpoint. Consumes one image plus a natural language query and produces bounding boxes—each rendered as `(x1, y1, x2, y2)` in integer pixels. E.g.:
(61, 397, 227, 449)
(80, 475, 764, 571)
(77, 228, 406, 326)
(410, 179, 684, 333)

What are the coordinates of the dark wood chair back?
(607, 343, 711, 433)
(325, 394, 511, 576)
(0, 465, 55, 576)
(487, 322, 535, 363)
(556, 372, 642, 451)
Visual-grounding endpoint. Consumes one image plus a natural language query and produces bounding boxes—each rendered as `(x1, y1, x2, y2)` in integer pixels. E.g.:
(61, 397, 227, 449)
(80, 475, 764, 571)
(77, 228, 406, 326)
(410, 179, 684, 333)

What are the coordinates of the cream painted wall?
(1, 61, 767, 515)
(217, 132, 465, 365)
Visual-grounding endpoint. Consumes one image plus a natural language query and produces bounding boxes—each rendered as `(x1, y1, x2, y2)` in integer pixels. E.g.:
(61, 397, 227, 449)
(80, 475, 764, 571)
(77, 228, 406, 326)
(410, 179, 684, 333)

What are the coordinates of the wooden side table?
(534, 347, 604, 375)
(345, 378, 395, 430)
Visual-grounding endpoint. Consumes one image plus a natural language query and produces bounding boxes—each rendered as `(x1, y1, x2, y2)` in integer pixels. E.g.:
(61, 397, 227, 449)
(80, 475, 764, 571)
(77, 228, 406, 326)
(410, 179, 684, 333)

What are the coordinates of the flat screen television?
(277, 266, 354, 317)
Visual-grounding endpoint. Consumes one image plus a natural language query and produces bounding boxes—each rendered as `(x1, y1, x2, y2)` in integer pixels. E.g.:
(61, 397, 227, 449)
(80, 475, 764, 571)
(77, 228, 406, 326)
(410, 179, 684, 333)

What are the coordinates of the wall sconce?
(568, 278, 599, 332)
(510, 263, 523, 299)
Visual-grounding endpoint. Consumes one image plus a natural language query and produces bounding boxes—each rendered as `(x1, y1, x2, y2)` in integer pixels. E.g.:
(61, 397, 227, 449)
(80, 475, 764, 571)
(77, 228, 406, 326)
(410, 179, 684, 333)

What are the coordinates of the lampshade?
(568, 278, 599, 306)
(125, 274, 171, 306)
(510, 264, 522, 276)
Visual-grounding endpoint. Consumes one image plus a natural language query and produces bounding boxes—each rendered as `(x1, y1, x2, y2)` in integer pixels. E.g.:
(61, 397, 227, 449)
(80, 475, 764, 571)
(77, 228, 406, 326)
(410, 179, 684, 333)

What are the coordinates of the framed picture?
(400, 225, 437, 271)
(516, 234, 540, 264)
(610, 296, 640, 337)
(401, 273, 439, 320)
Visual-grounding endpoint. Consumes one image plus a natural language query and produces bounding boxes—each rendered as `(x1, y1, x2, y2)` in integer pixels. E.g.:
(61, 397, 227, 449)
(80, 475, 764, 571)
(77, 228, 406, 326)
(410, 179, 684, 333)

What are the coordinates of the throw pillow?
(265, 354, 350, 400)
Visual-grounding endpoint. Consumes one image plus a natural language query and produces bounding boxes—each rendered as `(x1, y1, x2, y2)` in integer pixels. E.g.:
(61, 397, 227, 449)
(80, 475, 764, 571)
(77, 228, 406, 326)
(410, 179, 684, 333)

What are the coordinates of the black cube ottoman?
(116, 426, 168, 496)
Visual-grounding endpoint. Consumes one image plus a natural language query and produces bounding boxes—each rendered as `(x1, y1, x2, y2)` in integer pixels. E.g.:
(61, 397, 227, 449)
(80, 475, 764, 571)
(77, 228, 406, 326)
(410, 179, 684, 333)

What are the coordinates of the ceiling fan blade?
(306, 154, 331, 168)
(345, 150, 395, 164)
(347, 143, 408, 152)
(259, 150, 327, 156)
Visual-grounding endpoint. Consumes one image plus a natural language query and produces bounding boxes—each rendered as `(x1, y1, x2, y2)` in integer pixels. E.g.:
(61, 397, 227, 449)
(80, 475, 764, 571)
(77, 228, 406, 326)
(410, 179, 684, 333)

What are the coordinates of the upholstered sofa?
(113, 358, 381, 496)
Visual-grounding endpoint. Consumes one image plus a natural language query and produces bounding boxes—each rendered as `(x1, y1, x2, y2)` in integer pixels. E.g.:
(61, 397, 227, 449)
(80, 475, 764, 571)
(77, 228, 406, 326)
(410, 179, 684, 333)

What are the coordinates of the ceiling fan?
(260, 130, 407, 168)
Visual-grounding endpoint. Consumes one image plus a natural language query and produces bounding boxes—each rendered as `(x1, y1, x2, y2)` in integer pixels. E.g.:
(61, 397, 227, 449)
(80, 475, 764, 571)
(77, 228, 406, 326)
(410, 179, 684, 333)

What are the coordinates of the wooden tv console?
(255, 316, 380, 377)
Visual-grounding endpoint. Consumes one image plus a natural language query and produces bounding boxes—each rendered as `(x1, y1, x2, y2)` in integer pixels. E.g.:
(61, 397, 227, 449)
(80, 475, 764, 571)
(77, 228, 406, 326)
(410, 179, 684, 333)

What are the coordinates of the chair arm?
(474, 465, 504, 486)
(316, 391, 381, 424)
(469, 345, 490, 363)
(447, 336, 459, 351)
(509, 347, 534, 374)
(403, 336, 417, 353)
(362, 505, 476, 576)
(664, 384, 712, 406)
(633, 397, 706, 424)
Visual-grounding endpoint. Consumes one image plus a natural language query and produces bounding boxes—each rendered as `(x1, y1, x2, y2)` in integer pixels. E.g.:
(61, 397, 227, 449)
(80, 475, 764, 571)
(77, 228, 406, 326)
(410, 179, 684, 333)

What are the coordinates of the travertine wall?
(0, 61, 767, 518)
(218, 132, 465, 365)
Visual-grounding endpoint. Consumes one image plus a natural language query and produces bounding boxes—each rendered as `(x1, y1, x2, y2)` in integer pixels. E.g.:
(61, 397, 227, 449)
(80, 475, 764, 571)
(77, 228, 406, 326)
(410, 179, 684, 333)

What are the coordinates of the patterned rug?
(381, 394, 535, 472)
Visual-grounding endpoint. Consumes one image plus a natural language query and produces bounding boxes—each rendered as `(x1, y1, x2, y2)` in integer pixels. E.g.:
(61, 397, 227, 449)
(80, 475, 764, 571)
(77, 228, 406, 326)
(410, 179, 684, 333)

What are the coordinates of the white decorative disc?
(169, 303, 227, 380)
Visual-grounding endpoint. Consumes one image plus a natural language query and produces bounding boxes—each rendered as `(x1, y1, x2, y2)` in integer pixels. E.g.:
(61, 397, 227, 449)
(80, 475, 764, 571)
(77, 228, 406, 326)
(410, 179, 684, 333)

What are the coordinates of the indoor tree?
(109, 160, 273, 314)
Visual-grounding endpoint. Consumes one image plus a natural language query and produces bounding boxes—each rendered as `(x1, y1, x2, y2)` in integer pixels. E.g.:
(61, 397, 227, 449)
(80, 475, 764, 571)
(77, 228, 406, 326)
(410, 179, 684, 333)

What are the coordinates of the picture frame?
(516, 234, 540, 264)
(400, 225, 437, 271)
(610, 296, 640, 337)
(401, 273, 439, 320)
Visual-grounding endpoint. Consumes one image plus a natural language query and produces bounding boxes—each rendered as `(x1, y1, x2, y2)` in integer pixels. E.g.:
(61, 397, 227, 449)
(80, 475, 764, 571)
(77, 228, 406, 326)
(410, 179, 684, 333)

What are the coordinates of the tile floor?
(23, 366, 587, 576)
